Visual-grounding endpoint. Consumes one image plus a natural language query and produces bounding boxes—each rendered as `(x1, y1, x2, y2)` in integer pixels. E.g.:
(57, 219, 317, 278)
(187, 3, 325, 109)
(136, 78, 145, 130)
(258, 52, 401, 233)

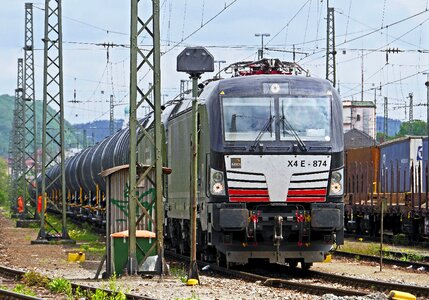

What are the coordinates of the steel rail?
(309, 269, 429, 298)
(166, 251, 369, 297)
(0, 289, 44, 300)
(0, 265, 157, 300)
(333, 250, 429, 271)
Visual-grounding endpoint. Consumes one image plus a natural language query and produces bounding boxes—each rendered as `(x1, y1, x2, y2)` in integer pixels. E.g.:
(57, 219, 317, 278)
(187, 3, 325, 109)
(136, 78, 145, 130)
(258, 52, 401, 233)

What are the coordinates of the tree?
(0, 158, 9, 206)
(396, 120, 427, 137)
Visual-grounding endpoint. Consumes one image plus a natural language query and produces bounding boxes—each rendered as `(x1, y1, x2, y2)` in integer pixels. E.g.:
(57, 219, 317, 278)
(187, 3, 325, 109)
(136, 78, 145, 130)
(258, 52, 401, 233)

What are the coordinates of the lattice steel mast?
(109, 94, 114, 135)
(22, 3, 39, 219)
(34, 0, 72, 242)
(326, 1, 336, 87)
(11, 59, 26, 213)
(128, 0, 164, 274)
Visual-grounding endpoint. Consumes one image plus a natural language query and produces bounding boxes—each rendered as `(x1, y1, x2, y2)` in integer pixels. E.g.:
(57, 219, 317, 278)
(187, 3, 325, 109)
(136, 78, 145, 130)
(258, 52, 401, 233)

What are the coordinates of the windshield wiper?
(250, 102, 274, 151)
(281, 104, 307, 152)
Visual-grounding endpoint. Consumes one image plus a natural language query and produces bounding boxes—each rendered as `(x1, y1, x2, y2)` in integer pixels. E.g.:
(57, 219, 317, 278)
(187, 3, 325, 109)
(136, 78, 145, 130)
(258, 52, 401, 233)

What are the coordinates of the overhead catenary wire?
(299, 8, 429, 64)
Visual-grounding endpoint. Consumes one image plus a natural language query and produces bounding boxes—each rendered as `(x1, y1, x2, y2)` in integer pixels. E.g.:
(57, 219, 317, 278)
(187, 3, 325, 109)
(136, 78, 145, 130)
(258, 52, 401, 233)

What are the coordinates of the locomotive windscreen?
(222, 97, 275, 141)
(280, 96, 331, 141)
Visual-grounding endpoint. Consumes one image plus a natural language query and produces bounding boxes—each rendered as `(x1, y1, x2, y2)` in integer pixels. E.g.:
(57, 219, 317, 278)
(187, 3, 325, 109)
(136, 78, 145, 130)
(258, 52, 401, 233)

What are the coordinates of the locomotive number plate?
(287, 159, 328, 168)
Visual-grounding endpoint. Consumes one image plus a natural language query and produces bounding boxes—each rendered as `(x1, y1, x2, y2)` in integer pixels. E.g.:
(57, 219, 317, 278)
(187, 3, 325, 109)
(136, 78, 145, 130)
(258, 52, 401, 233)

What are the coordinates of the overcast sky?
(1, 0, 428, 125)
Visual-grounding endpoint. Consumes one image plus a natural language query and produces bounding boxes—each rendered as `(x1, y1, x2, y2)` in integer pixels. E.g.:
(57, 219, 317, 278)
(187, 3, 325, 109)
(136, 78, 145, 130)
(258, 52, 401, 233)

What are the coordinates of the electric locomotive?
(163, 59, 344, 268)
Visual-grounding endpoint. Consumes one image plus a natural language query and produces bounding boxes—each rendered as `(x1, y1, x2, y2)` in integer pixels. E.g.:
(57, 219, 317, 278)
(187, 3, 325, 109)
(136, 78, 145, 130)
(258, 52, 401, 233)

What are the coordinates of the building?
(344, 128, 377, 150)
(343, 100, 376, 139)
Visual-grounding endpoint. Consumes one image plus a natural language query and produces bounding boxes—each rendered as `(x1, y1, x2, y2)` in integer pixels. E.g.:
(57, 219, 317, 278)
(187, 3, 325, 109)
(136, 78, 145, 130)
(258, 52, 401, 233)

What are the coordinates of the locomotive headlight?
(210, 168, 226, 195)
(329, 169, 343, 196)
(212, 171, 224, 183)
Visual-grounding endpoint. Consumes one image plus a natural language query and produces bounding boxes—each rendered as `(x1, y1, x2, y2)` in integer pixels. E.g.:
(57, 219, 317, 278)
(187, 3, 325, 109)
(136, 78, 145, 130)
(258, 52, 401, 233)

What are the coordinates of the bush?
(47, 277, 72, 295)
(22, 271, 50, 288)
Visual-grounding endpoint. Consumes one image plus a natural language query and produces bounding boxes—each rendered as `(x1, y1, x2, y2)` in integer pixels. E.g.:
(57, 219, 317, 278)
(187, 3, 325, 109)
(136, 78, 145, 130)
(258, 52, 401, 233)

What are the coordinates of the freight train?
(345, 136, 429, 241)
(38, 59, 345, 269)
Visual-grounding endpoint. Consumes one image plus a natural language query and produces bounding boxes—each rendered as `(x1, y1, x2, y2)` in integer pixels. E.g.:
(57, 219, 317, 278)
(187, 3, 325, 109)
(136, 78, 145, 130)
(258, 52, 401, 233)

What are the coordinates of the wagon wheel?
(301, 262, 313, 270)
(216, 250, 226, 267)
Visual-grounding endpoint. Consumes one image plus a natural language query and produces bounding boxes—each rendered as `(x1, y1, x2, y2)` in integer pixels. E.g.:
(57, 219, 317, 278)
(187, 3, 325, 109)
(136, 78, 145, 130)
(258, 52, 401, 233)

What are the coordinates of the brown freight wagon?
(345, 146, 380, 206)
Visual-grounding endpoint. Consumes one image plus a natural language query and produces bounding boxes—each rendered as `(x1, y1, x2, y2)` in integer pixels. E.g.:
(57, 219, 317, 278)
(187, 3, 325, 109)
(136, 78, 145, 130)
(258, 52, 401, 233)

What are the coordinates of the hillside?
(0, 94, 79, 158)
(73, 119, 124, 147)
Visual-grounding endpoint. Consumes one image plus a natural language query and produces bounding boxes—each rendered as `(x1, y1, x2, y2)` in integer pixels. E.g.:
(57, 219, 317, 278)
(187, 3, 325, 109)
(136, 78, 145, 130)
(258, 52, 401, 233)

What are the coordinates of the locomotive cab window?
(222, 97, 275, 141)
(280, 96, 331, 141)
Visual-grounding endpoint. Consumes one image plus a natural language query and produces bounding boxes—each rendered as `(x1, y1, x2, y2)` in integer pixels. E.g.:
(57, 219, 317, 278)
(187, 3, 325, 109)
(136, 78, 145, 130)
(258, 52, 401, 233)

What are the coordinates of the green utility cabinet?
(111, 230, 156, 275)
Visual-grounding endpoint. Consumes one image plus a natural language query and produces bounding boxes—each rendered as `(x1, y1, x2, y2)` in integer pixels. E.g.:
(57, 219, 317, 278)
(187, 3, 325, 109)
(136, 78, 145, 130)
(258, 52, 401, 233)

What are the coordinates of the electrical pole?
(361, 49, 364, 101)
(255, 33, 270, 60)
(11, 58, 25, 215)
(384, 97, 388, 138)
(20, 3, 39, 223)
(408, 93, 414, 123)
(32, 0, 74, 244)
(214, 60, 226, 79)
(128, 0, 164, 275)
(109, 94, 114, 135)
(180, 80, 191, 99)
(425, 75, 429, 184)
(326, 1, 336, 87)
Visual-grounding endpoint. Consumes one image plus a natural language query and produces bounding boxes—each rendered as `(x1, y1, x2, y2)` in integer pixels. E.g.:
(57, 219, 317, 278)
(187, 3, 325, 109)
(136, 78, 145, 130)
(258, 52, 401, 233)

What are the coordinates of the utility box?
(110, 230, 156, 275)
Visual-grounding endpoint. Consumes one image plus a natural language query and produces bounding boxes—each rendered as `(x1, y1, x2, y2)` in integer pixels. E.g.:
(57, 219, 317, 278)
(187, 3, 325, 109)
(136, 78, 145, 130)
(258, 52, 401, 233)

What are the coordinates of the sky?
(1, 0, 429, 125)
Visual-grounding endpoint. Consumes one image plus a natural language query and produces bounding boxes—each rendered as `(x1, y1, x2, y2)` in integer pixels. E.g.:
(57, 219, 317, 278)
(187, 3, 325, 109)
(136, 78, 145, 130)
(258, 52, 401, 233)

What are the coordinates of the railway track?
(333, 250, 429, 272)
(0, 289, 44, 300)
(0, 265, 157, 300)
(167, 251, 368, 297)
(167, 251, 429, 298)
(308, 269, 429, 298)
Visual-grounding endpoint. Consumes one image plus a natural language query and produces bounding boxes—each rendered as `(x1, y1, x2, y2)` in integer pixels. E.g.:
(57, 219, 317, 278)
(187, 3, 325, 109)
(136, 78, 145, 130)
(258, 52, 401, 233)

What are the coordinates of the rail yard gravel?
(0, 210, 427, 299)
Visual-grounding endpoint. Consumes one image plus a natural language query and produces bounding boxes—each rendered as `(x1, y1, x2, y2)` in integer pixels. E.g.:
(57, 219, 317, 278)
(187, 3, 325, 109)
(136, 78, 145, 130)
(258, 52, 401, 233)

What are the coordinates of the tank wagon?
(39, 59, 345, 268)
(345, 136, 429, 240)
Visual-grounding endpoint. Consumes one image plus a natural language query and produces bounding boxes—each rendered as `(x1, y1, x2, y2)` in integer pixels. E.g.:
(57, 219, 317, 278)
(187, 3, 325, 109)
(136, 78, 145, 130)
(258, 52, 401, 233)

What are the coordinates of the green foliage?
(339, 240, 384, 256)
(396, 120, 427, 137)
(47, 277, 72, 295)
(0, 94, 79, 158)
(170, 264, 188, 283)
(13, 284, 37, 296)
(22, 271, 50, 287)
(391, 233, 408, 245)
(73, 286, 90, 300)
(91, 289, 109, 300)
(0, 158, 9, 206)
(175, 292, 200, 300)
(46, 215, 104, 252)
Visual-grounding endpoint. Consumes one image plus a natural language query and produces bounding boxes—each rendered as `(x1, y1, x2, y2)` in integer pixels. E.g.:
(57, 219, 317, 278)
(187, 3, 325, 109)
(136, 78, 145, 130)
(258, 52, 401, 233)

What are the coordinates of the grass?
(12, 284, 37, 296)
(170, 264, 188, 283)
(42, 214, 106, 254)
(47, 278, 72, 294)
(175, 292, 200, 300)
(338, 240, 382, 256)
(338, 240, 426, 262)
(21, 271, 128, 300)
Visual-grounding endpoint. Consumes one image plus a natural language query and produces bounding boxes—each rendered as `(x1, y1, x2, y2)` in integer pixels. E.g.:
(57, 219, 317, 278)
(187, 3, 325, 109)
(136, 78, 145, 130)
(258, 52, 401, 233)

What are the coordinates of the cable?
(301, 0, 312, 50)
(163, 0, 239, 55)
(381, 0, 388, 28)
(181, 0, 188, 41)
(344, 0, 353, 43)
(299, 8, 429, 64)
(33, 5, 128, 36)
(266, 0, 311, 46)
(342, 68, 429, 99)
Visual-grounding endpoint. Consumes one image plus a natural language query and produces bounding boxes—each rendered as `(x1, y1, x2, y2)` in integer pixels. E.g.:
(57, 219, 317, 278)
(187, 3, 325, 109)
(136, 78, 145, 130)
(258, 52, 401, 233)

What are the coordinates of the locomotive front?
(203, 74, 344, 267)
